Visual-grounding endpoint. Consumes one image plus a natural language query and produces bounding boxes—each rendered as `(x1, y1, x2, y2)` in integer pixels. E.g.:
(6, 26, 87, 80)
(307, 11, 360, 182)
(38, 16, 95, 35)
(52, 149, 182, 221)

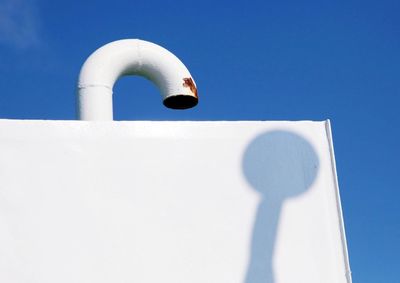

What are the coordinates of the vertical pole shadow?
(242, 131, 319, 283)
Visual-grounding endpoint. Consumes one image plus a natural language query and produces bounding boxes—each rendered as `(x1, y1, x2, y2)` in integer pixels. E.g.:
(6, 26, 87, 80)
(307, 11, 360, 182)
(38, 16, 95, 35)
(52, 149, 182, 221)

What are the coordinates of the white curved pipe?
(77, 39, 198, 120)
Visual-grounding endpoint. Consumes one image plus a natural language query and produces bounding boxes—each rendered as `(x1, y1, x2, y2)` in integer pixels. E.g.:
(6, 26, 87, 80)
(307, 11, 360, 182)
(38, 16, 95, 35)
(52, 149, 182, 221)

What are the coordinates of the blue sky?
(0, 0, 399, 281)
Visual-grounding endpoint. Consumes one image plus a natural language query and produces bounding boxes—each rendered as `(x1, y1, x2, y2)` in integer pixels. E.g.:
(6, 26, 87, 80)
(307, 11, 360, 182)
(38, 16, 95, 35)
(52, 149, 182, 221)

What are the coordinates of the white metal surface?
(78, 39, 198, 120)
(0, 120, 351, 283)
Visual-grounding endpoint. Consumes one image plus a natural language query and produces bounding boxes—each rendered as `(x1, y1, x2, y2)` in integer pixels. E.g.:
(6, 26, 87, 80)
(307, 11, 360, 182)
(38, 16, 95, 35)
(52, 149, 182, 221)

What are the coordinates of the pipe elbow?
(77, 39, 198, 120)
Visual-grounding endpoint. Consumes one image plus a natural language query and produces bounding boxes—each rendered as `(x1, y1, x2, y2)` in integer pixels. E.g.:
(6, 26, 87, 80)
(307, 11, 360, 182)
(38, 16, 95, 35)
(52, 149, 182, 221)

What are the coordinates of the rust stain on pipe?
(183, 78, 198, 98)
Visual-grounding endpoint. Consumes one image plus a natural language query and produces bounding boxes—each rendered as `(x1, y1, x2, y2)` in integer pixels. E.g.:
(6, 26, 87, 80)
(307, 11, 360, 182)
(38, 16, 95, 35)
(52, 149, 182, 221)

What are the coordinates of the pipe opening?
(163, 95, 198, 109)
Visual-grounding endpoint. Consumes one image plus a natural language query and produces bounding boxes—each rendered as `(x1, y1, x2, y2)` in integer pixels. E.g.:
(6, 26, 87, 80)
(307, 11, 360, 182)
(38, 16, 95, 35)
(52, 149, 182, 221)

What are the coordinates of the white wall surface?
(0, 120, 351, 283)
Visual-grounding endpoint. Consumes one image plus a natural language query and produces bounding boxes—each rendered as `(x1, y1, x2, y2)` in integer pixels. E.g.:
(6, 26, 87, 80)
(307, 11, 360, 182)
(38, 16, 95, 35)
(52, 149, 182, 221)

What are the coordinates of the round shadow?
(242, 130, 319, 200)
(242, 130, 320, 283)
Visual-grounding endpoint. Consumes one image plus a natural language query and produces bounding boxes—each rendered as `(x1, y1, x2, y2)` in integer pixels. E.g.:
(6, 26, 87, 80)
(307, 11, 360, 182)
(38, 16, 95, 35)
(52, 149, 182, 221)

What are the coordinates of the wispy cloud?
(0, 0, 41, 49)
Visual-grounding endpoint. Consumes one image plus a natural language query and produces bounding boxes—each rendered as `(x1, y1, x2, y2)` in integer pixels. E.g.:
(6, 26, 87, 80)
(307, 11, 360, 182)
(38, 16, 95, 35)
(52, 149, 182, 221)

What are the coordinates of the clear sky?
(0, 0, 399, 281)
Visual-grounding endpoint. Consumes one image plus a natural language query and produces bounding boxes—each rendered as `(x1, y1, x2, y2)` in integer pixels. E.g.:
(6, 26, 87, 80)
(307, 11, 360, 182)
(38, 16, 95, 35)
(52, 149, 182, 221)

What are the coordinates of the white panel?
(0, 120, 351, 283)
